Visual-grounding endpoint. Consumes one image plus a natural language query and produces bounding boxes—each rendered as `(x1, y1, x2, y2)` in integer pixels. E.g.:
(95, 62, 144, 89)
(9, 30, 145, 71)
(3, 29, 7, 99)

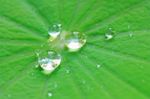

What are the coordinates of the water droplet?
(35, 64, 39, 68)
(66, 69, 70, 74)
(129, 33, 133, 37)
(48, 92, 53, 97)
(31, 73, 34, 76)
(65, 32, 86, 52)
(82, 80, 86, 84)
(38, 51, 61, 75)
(48, 24, 62, 41)
(127, 25, 133, 38)
(142, 79, 145, 83)
(96, 64, 101, 68)
(140, 65, 144, 69)
(54, 83, 58, 88)
(7, 94, 11, 98)
(105, 28, 114, 40)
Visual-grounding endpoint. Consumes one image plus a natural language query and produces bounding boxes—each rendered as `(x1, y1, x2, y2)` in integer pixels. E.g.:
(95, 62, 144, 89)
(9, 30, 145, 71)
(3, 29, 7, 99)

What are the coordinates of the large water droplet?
(48, 24, 62, 41)
(65, 32, 86, 52)
(38, 51, 61, 75)
(105, 28, 114, 40)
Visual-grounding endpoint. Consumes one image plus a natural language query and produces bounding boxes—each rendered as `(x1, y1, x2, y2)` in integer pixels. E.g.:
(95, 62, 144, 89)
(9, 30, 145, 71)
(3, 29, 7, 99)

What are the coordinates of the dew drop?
(31, 73, 34, 76)
(54, 83, 58, 88)
(38, 51, 61, 75)
(82, 80, 86, 84)
(7, 94, 11, 98)
(128, 25, 133, 38)
(96, 64, 101, 68)
(142, 79, 145, 83)
(65, 31, 86, 52)
(35, 64, 39, 68)
(105, 28, 114, 40)
(48, 92, 53, 97)
(48, 24, 62, 41)
(66, 69, 70, 74)
(129, 33, 133, 37)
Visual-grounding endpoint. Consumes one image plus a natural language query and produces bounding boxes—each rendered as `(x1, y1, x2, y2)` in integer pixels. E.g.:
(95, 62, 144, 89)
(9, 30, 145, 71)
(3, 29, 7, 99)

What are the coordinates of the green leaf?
(0, 0, 150, 99)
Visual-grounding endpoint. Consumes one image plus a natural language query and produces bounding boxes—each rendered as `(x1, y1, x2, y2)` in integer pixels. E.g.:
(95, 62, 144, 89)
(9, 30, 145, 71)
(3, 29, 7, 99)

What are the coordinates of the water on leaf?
(96, 64, 101, 68)
(129, 33, 133, 37)
(48, 92, 53, 97)
(82, 80, 86, 84)
(105, 28, 114, 40)
(48, 24, 62, 41)
(66, 69, 70, 74)
(37, 51, 61, 75)
(128, 25, 133, 38)
(7, 94, 11, 98)
(65, 31, 86, 52)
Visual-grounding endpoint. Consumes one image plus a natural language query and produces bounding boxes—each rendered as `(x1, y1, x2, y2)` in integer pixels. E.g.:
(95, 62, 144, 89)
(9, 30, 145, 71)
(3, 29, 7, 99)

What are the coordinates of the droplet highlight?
(65, 32, 86, 52)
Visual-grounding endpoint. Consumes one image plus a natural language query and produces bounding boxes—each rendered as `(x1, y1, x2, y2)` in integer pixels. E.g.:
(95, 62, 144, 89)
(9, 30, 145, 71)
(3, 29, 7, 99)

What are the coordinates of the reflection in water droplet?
(38, 51, 61, 75)
(48, 24, 62, 41)
(48, 92, 53, 97)
(105, 28, 114, 40)
(65, 32, 86, 52)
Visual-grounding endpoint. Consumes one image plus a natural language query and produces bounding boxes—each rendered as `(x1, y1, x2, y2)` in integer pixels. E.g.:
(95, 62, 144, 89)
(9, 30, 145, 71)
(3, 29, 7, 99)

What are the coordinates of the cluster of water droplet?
(36, 24, 86, 75)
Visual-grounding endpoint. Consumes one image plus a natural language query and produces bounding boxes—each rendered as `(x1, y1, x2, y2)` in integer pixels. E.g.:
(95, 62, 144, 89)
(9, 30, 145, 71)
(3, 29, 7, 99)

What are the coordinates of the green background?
(0, 0, 150, 99)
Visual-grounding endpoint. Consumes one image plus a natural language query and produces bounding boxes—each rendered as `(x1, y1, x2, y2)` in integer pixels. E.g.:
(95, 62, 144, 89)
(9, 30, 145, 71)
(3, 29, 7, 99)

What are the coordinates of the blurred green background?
(0, 0, 150, 99)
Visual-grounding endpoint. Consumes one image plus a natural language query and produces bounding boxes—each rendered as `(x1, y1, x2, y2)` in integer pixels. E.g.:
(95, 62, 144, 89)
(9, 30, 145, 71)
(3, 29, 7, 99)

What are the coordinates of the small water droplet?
(48, 92, 53, 97)
(140, 65, 144, 69)
(35, 64, 39, 68)
(96, 64, 101, 68)
(142, 79, 145, 83)
(66, 69, 70, 74)
(105, 28, 114, 40)
(82, 80, 86, 84)
(129, 33, 133, 37)
(100, 85, 104, 89)
(65, 31, 86, 52)
(127, 25, 133, 38)
(38, 51, 61, 75)
(48, 24, 62, 41)
(54, 83, 58, 88)
(7, 94, 11, 98)
(31, 73, 34, 76)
